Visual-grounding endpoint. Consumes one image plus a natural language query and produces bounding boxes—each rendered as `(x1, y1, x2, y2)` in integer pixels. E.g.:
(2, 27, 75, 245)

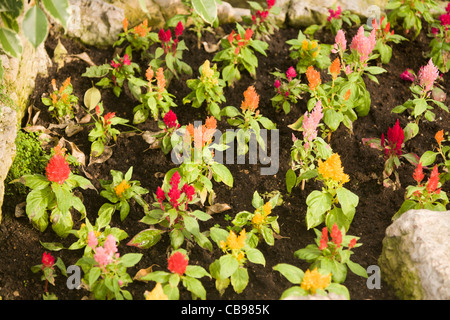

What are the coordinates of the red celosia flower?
(103, 112, 115, 126)
(42, 252, 55, 268)
(427, 165, 440, 194)
(274, 79, 281, 89)
(156, 186, 165, 210)
(45, 150, 71, 185)
(400, 69, 415, 82)
(244, 28, 253, 41)
(175, 21, 184, 37)
(348, 238, 357, 250)
(158, 28, 171, 43)
(330, 223, 342, 248)
(170, 171, 181, 188)
(163, 110, 179, 129)
(168, 185, 181, 209)
(413, 162, 424, 184)
(267, 0, 276, 10)
(228, 30, 235, 44)
(167, 251, 188, 275)
(319, 227, 328, 250)
(181, 183, 195, 202)
(440, 13, 450, 26)
(381, 119, 404, 157)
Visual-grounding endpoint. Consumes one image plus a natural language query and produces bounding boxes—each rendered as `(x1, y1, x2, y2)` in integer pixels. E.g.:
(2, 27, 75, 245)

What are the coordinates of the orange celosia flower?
(244, 28, 253, 41)
(241, 86, 259, 112)
(51, 92, 58, 105)
(318, 153, 350, 185)
(306, 66, 321, 91)
(51, 79, 56, 90)
(344, 89, 351, 101)
(228, 30, 235, 44)
(205, 116, 217, 130)
(300, 268, 331, 294)
(435, 130, 444, 146)
(123, 17, 128, 33)
(146, 66, 154, 82)
(156, 67, 165, 97)
(330, 58, 341, 80)
(226, 229, 247, 251)
(133, 19, 150, 38)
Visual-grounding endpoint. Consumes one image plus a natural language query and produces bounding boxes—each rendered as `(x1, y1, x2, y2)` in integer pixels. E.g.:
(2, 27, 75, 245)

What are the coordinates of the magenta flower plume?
(286, 66, 297, 81)
(381, 119, 404, 157)
(267, 0, 276, 10)
(274, 79, 281, 89)
(400, 69, 415, 82)
(175, 21, 184, 37)
(350, 26, 376, 63)
(327, 6, 342, 22)
(418, 59, 439, 93)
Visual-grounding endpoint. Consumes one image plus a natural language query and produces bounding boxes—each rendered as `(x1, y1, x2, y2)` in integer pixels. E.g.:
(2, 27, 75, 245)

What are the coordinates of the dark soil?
(1, 20, 449, 301)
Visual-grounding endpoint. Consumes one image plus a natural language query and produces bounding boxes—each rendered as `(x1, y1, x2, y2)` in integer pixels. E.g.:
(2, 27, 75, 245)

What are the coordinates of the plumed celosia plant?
(13, 145, 94, 237)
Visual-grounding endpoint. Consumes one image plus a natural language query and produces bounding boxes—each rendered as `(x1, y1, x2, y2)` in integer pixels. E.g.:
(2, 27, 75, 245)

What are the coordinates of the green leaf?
(346, 260, 368, 278)
(42, 0, 70, 29)
(230, 267, 249, 294)
(0, 27, 22, 58)
(88, 267, 101, 286)
(419, 151, 438, 167)
(39, 241, 65, 251)
(127, 228, 164, 249)
(84, 86, 102, 111)
(273, 263, 304, 284)
(22, 5, 48, 48)
(294, 244, 322, 263)
(191, 0, 217, 25)
(286, 169, 297, 193)
(119, 253, 143, 267)
(413, 99, 428, 117)
(185, 265, 211, 279)
(211, 162, 233, 187)
(245, 248, 265, 266)
(183, 276, 207, 299)
(219, 255, 239, 280)
(305, 190, 332, 229)
(336, 187, 359, 219)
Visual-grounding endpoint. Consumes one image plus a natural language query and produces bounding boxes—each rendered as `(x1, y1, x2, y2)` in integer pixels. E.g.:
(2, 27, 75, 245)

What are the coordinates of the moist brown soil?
(1, 21, 449, 301)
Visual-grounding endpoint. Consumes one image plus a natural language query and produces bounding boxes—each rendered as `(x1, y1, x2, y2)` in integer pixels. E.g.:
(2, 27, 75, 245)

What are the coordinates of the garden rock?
(217, 1, 250, 24)
(287, 0, 389, 27)
(67, 0, 125, 47)
(378, 209, 450, 300)
(109, 0, 166, 29)
(0, 106, 18, 224)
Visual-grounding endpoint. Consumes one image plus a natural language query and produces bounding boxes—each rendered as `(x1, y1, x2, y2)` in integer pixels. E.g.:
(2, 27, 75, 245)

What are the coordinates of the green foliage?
(6, 130, 47, 195)
(41, 77, 78, 123)
(286, 30, 332, 74)
(386, 0, 440, 38)
(213, 22, 268, 87)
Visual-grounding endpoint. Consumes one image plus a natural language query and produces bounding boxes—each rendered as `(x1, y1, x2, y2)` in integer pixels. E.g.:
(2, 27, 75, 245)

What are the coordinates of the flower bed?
(0, 1, 449, 300)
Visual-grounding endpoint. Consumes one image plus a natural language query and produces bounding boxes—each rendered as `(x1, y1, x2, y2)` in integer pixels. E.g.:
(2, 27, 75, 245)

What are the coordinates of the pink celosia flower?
(267, 0, 276, 10)
(274, 79, 281, 89)
(418, 59, 439, 93)
(111, 59, 120, 69)
(381, 119, 404, 157)
(327, 6, 342, 22)
(440, 13, 450, 26)
(431, 27, 439, 36)
(350, 26, 376, 63)
(94, 247, 113, 267)
(87, 231, 98, 248)
(302, 100, 323, 148)
(104, 235, 118, 255)
(286, 66, 297, 81)
(332, 29, 347, 54)
(400, 69, 415, 82)
(122, 54, 131, 66)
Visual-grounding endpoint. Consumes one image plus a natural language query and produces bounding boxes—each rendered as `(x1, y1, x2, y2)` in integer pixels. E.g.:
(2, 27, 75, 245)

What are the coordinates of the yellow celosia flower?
(252, 202, 272, 226)
(318, 153, 349, 185)
(115, 180, 131, 197)
(302, 39, 309, 51)
(144, 283, 168, 300)
(201, 60, 215, 79)
(227, 229, 246, 251)
(310, 41, 318, 49)
(300, 268, 331, 294)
